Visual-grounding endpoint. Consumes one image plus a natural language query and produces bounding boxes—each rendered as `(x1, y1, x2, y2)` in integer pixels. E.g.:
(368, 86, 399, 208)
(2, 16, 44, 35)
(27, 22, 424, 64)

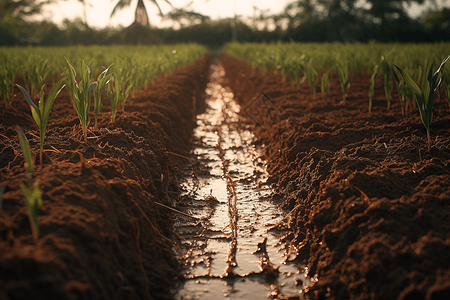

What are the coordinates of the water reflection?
(173, 63, 311, 299)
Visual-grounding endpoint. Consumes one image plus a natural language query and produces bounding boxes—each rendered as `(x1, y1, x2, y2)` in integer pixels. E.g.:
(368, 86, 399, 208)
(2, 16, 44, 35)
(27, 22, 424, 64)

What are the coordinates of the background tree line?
(1, 0, 449, 47)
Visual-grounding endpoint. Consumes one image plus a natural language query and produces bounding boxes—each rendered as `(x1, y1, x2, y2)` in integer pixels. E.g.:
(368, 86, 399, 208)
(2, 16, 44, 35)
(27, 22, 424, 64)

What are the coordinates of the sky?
(39, 0, 445, 29)
(41, 0, 289, 29)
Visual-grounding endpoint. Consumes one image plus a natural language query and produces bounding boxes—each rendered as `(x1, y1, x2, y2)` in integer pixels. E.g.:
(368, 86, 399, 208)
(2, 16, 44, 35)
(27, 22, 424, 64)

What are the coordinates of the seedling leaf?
(88, 82, 98, 93)
(20, 180, 42, 240)
(16, 127, 34, 174)
(17, 84, 39, 113)
(393, 66, 422, 97)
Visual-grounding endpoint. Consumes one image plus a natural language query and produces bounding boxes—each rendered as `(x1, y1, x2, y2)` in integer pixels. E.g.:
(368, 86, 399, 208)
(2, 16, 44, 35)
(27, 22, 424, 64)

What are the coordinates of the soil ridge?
(220, 54, 450, 300)
(0, 56, 211, 300)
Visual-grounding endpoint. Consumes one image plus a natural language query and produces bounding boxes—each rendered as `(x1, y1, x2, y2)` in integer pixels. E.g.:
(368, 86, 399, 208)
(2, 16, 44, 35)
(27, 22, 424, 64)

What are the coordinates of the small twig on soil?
(273, 202, 303, 229)
(44, 145, 62, 153)
(166, 151, 195, 161)
(154, 201, 199, 220)
(129, 197, 171, 243)
(0, 133, 10, 140)
(28, 132, 39, 139)
(350, 184, 370, 203)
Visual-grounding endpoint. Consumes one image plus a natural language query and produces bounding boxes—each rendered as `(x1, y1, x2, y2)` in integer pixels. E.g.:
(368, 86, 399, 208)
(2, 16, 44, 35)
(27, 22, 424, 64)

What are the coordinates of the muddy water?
(172, 63, 311, 299)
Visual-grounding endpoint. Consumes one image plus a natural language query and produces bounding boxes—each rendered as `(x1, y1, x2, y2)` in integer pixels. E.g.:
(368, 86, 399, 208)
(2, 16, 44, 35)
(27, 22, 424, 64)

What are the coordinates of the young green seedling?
(407, 67, 423, 111)
(304, 59, 318, 98)
(442, 64, 450, 107)
(380, 56, 392, 110)
(394, 54, 450, 152)
(63, 57, 98, 142)
(115, 62, 134, 111)
(0, 62, 15, 107)
(22, 55, 50, 100)
(16, 80, 65, 167)
(121, 82, 133, 111)
(284, 54, 305, 87)
(321, 71, 329, 100)
(336, 61, 350, 104)
(108, 77, 120, 123)
(392, 66, 407, 116)
(16, 127, 42, 242)
(93, 65, 113, 128)
(368, 64, 378, 114)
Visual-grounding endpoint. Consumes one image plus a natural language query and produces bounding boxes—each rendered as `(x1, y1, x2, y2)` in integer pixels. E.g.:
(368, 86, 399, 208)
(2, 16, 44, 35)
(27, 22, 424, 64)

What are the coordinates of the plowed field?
(2, 54, 450, 300)
(220, 54, 450, 300)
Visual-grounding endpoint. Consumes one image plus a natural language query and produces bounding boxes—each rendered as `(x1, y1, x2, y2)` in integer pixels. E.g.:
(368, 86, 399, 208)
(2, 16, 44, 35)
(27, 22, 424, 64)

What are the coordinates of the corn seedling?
(286, 54, 305, 86)
(0, 59, 15, 107)
(63, 57, 98, 142)
(392, 66, 408, 116)
(16, 80, 65, 167)
(368, 64, 378, 114)
(304, 59, 318, 98)
(16, 127, 42, 242)
(108, 79, 120, 123)
(336, 61, 350, 104)
(407, 67, 422, 111)
(321, 71, 329, 100)
(114, 62, 134, 111)
(397, 68, 415, 115)
(22, 55, 50, 100)
(122, 82, 133, 112)
(380, 57, 392, 110)
(442, 64, 450, 107)
(394, 54, 450, 152)
(93, 65, 113, 128)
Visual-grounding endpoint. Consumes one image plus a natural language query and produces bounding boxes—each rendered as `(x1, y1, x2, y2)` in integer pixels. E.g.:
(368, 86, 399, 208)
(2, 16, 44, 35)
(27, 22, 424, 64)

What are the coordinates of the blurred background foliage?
(0, 0, 449, 47)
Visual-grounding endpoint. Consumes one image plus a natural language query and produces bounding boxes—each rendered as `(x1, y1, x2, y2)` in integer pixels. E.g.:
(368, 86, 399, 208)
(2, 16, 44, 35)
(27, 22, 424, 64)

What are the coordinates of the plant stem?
(29, 214, 39, 242)
(83, 127, 88, 143)
(40, 145, 43, 170)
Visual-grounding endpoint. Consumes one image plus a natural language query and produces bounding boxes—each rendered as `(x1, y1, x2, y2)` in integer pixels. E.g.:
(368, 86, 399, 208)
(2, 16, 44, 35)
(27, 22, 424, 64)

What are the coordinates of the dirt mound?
(220, 54, 450, 300)
(0, 56, 210, 300)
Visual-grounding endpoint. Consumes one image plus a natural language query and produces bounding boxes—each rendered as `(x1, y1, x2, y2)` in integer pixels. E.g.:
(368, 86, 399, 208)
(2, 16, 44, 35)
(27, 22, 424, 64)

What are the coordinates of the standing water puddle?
(173, 63, 311, 299)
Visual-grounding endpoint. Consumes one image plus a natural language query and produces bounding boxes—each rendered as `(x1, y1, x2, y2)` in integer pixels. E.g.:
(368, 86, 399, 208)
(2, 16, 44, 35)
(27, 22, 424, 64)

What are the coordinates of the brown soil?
(220, 54, 450, 300)
(0, 56, 210, 300)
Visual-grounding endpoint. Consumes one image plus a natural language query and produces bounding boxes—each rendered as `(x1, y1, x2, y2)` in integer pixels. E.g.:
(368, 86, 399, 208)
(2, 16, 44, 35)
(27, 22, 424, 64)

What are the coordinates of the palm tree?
(110, 0, 172, 27)
(78, 0, 91, 26)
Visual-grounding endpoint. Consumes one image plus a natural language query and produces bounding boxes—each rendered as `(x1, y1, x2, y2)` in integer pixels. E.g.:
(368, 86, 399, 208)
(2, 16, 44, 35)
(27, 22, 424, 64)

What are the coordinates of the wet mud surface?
(172, 64, 311, 299)
(220, 54, 450, 300)
(0, 57, 210, 299)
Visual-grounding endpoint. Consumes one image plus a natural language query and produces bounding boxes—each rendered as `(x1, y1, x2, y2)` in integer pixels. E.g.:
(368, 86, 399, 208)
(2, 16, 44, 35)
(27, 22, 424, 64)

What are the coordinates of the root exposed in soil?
(0, 56, 210, 299)
(220, 54, 450, 300)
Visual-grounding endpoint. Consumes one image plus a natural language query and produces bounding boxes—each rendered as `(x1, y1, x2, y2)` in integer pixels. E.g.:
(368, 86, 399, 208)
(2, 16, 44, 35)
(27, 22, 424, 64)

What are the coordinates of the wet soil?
(220, 54, 450, 300)
(2, 52, 450, 300)
(0, 56, 210, 300)
(172, 63, 311, 299)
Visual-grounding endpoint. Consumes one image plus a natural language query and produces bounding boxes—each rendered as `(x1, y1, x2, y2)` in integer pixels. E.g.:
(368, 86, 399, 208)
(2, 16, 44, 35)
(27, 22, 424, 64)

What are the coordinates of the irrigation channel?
(172, 63, 312, 299)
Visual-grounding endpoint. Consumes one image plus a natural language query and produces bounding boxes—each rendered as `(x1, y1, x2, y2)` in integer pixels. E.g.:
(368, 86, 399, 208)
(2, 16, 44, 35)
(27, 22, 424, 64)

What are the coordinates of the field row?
(225, 42, 450, 151)
(1, 44, 207, 108)
(0, 44, 206, 240)
(1, 43, 206, 149)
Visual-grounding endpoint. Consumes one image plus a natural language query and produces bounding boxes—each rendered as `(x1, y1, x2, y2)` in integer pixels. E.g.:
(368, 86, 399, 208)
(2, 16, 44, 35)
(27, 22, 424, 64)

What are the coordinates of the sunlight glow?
(41, 0, 290, 29)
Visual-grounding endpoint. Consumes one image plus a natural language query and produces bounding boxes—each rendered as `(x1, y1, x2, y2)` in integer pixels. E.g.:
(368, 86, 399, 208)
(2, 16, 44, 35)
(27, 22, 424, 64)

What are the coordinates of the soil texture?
(220, 54, 450, 300)
(0, 56, 210, 300)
